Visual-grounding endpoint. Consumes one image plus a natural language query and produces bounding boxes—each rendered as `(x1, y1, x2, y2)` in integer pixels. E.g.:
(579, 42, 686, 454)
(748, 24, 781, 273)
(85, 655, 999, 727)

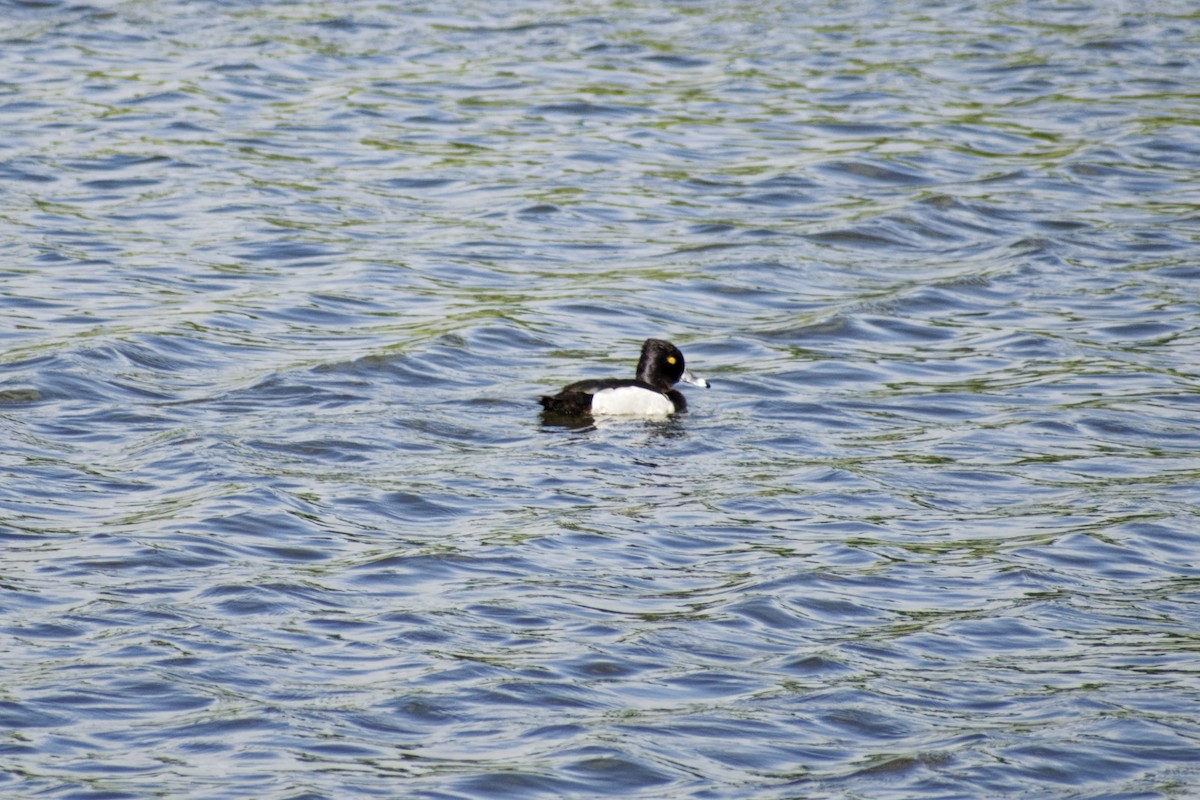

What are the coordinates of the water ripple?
(1, 0, 1199, 798)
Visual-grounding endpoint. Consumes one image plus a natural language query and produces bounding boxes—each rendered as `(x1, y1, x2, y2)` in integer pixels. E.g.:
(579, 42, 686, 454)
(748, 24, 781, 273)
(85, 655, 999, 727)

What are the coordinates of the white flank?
(590, 386, 674, 417)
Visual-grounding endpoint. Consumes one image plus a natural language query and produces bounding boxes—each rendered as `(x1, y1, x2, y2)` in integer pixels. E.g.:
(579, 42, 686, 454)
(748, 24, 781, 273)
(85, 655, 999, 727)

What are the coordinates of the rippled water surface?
(3, 1, 1200, 797)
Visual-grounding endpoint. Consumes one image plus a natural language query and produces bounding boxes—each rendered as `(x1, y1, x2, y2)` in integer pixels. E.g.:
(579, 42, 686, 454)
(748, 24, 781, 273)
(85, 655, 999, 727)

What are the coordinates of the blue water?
(2, 1, 1200, 798)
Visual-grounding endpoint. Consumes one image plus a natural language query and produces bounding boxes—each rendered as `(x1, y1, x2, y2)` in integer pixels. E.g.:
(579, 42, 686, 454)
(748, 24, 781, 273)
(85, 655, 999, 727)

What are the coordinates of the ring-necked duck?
(539, 338, 709, 417)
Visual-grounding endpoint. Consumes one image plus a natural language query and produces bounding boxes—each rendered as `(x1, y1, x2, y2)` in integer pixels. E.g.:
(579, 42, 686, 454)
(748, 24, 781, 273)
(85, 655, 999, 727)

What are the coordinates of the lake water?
(2, 1, 1199, 797)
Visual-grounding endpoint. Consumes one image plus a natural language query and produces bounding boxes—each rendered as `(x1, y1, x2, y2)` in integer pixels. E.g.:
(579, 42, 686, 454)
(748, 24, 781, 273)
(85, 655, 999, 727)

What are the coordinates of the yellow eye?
(667, 356, 677, 365)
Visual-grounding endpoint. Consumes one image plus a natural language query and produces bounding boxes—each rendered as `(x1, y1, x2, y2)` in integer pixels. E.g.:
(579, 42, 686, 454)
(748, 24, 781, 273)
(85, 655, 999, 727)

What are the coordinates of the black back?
(538, 378, 653, 415)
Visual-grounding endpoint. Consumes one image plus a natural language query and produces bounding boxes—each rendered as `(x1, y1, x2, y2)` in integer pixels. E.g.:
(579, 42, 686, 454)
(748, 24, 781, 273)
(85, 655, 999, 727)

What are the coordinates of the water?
(2, 0, 1199, 797)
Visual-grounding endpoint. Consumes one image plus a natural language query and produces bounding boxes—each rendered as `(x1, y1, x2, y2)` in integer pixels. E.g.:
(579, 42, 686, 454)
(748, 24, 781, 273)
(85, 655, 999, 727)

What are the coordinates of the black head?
(635, 338, 709, 391)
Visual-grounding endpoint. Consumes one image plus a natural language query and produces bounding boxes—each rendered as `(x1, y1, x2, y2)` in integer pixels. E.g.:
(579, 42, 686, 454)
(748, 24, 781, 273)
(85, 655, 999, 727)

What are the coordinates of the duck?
(539, 338, 709, 418)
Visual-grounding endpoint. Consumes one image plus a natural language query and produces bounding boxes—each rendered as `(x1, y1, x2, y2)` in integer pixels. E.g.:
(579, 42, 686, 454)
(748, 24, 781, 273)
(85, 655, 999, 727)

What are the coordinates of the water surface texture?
(2, 1, 1200, 798)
